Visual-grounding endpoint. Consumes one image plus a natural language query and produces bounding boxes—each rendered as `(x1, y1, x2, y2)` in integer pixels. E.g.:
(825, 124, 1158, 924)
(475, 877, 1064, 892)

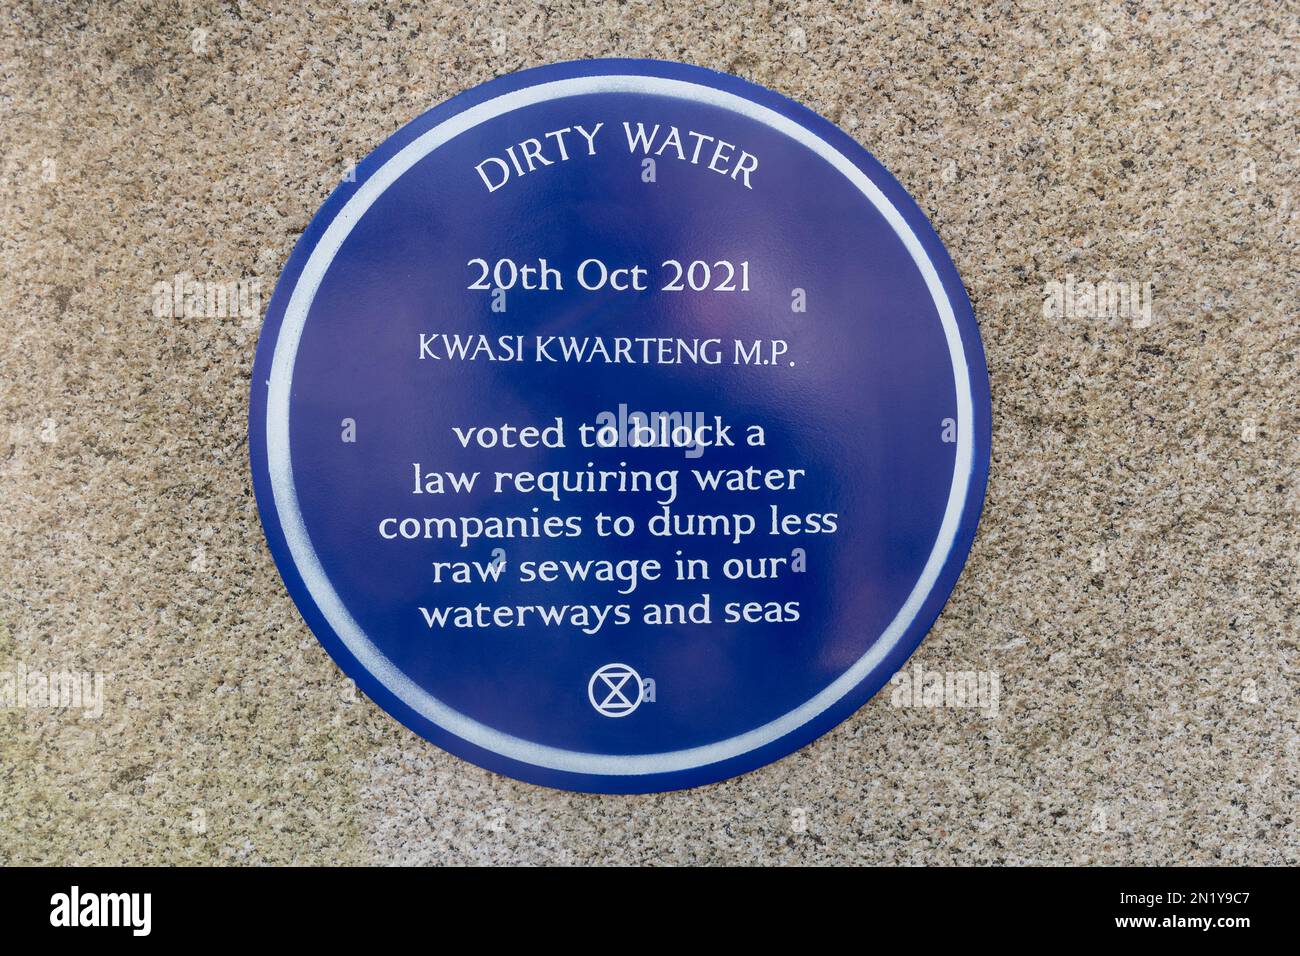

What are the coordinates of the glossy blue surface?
(249, 59, 991, 793)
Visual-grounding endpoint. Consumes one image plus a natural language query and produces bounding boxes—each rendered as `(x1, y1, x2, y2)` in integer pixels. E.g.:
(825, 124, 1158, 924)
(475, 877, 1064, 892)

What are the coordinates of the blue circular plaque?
(249, 59, 991, 793)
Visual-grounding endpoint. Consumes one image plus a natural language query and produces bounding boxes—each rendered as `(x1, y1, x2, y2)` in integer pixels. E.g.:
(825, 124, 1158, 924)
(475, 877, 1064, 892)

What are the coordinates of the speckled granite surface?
(0, 1, 1295, 865)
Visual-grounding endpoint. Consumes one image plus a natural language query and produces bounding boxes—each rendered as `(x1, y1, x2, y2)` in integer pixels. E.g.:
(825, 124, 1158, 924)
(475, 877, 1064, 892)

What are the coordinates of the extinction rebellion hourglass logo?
(588, 663, 646, 717)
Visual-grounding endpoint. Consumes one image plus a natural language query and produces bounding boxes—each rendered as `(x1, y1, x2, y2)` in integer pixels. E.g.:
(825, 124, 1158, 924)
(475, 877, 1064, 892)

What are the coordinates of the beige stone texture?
(0, 1, 1295, 864)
